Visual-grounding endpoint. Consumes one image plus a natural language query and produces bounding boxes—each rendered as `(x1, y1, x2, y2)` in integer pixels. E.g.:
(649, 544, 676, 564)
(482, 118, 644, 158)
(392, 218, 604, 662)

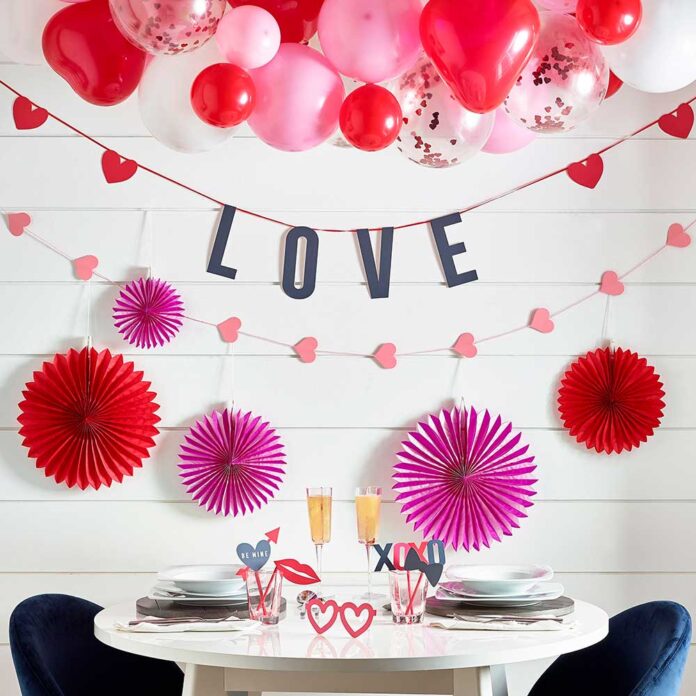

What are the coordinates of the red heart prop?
(101, 150, 138, 184)
(567, 154, 604, 189)
(420, 0, 540, 114)
(12, 97, 48, 131)
(306, 599, 340, 635)
(42, 0, 146, 106)
(658, 104, 694, 140)
(7, 212, 31, 237)
(339, 602, 376, 639)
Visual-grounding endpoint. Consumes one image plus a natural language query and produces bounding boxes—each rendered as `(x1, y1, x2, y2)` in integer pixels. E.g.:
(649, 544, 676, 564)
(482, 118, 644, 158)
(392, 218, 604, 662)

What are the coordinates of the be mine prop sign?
(207, 206, 478, 300)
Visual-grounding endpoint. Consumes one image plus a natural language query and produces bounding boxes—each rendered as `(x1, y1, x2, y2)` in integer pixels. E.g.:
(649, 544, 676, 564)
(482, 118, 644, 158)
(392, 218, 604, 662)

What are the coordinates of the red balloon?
(339, 85, 402, 152)
(42, 0, 146, 106)
(420, 0, 540, 115)
(227, 0, 324, 43)
(606, 70, 623, 98)
(576, 0, 642, 45)
(191, 63, 256, 128)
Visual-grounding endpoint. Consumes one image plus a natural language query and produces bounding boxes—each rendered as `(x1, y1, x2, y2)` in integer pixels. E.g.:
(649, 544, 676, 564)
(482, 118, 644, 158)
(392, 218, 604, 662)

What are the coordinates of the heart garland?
(306, 599, 376, 639)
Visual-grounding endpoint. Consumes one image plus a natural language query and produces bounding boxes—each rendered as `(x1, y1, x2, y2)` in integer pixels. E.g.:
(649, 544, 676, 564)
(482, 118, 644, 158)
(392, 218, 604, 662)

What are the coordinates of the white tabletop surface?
(95, 590, 609, 673)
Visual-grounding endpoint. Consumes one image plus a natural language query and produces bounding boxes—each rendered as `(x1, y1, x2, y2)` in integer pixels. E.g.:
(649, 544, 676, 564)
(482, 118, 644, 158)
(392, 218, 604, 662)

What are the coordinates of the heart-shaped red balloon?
(42, 0, 146, 107)
(420, 0, 540, 114)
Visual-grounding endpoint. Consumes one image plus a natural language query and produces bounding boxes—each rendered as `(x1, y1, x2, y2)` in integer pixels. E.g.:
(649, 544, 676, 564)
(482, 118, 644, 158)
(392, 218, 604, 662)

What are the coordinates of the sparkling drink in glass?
(355, 486, 382, 599)
(306, 487, 332, 592)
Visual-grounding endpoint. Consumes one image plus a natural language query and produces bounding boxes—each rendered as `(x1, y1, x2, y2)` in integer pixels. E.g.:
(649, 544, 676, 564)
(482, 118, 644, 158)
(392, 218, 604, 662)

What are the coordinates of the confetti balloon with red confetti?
(504, 12, 609, 133)
(391, 56, 493, 169)
(558, 347, 665, 454)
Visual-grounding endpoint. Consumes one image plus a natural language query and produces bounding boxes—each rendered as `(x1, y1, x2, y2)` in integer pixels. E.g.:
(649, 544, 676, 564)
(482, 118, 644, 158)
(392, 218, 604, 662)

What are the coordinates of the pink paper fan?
(113, 277, 184, 349)
(393, 406, 537, 551)
(179, 408, 286, 516)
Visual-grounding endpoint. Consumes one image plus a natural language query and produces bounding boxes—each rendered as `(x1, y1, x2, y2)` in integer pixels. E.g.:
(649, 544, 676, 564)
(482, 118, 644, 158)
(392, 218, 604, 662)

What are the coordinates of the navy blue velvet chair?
(529, 601, 691, 696)
(10, 594, 184, 696)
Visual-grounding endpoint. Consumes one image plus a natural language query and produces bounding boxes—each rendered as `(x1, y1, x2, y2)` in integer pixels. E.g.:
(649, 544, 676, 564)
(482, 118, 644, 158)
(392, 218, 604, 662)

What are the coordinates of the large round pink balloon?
(249, 44, 345, 152)
(318, 0, 422, 84)
(216, 5, 280, 69)
(482, 108, 537, 154)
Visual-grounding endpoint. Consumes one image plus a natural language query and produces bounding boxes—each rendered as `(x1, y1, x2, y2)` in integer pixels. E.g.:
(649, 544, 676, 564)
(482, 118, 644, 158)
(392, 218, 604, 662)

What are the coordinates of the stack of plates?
(436, 564, 563, 608)
(149, 565, 249, 606)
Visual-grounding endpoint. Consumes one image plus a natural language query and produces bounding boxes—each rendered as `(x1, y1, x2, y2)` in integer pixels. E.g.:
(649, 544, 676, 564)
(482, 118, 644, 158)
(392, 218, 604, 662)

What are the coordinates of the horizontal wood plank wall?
(0, 61, 694, 695)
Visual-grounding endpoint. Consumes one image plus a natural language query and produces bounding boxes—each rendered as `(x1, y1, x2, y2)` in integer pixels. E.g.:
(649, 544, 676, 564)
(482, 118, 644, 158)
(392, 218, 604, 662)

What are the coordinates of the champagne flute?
(306, 487, 332, 594)
(355, 486, 382, 599)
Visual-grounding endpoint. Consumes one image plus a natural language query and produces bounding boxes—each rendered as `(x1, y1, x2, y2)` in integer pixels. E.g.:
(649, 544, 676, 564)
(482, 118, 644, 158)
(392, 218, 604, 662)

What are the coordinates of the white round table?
(95, 592, 608, 696)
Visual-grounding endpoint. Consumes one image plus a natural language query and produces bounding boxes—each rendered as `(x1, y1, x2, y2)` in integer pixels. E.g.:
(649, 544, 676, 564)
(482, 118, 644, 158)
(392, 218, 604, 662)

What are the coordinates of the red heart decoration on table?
(339, 602, 376, 639)
(567, 154, 604, 189)
(101, 150, 138, 184)
(73, 255, 99, 280)
(420, 0, 540, 114)
(12, 97, 48, 131)
(666, 223, 691, 248)
(294, 337, 318, 363)
(306, 599, 340, 635)
(599, 271, 624, 296)
(7, 212, 31, 237)
(218, 317, 242, 343)
(452, 332, 477, 358)
(529, 308, 554, 333)
(373, 343, 397, 369)
(658, 104, 694, 139)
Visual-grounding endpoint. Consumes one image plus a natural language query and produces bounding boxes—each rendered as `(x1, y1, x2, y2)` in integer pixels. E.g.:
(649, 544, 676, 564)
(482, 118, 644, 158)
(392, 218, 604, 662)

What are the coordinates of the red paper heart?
(658, 104, 694, 139)
(12, 97, 48, 131)
(218, 317, 242, 343)
(452, 332, 477, 358)
(666, 223, 691, 248)
(373, 343, 397, 369)
(294, 337, 318, 363)
(339, 602, 376, 639)
(73, 255, 99, 280)
(567, 154, 604, 189)
(101, 150, 138, 184)
(599, 271, 624, 296)
(530, 308, 554, 333)
(306, 599, 339, 635)
(7, 212, 31, 237)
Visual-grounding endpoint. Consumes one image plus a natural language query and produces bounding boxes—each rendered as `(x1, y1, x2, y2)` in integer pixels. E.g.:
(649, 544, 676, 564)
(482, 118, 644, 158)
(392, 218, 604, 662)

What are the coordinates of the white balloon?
(602, 0, 696, 93)
(139, 42, 234, 153)
(0, 0, 63, 65)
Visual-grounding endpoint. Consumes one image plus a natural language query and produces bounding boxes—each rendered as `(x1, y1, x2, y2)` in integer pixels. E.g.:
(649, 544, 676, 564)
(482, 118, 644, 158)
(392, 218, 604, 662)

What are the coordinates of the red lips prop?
(42, 0, 146, 107)
(420, 0, 540, 114)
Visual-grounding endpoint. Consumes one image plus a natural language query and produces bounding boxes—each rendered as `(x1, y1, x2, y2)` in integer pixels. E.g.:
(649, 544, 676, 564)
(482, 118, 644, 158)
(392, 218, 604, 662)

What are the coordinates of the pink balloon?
(318, 0, 422, 84)
(482, 108, 537, 154)
(216, 6, 280, 69)
(249, 44, 344, 152)
(535, 0, 577, 11)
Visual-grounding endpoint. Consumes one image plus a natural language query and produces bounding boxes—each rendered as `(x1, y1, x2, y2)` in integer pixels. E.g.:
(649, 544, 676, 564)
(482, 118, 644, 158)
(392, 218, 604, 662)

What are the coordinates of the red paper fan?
(558, 347, 665, 454)
(18, 347, 160, 489)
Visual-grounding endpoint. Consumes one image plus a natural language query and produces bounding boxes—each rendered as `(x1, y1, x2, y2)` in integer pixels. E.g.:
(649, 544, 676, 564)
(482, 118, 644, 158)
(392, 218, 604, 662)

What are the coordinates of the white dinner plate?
(439, 581, 564, 601)
(153, 581, 247, 599)
(435, 583, 564, 607)
(158, 565, 244, 595)
(444, 564, 553, 596)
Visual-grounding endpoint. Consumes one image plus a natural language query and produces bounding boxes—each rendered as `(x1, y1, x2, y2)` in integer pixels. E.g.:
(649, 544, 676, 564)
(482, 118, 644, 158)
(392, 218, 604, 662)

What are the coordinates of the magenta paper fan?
(393, 406, 537, 551)
(179, 408, 286, 516)
(113, 277, 184, 349)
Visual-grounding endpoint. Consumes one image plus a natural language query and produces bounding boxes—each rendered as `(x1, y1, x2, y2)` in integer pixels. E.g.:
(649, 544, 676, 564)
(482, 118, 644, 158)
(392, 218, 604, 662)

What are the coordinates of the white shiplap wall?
(0, 57, 695, 696)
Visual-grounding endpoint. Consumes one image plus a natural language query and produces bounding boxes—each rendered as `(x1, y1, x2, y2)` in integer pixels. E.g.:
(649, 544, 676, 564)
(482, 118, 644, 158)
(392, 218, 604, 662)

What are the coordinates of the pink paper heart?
(373, 343, 397, 369)
(452, 332, 477, 358)
(218, 317, 242, 343)
(529, 308, 554, 333)
(7, 212, 30, 237)
(666, 223, 691, 248)
(599, 271, 624, 296)
(73, 255, 99, 280)
(294, 337, 318, 363)
(339, 602, 376, 639)
(566, 154, 604, 189)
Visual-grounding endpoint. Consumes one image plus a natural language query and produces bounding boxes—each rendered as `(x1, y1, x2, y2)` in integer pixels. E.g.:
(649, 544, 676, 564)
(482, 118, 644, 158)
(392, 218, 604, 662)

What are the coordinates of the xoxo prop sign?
(207, 206, 478, 300)
(373, 539, 446, 572)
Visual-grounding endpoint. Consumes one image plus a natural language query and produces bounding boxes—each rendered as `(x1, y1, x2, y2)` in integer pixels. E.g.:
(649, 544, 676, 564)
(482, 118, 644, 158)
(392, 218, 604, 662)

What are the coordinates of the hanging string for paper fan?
(179, 408, 286, 516)
(17, 347, 160, 489)
(113, 277, 184, 349)
(558, 347, 665, 454)
(393, 406, 537, 552)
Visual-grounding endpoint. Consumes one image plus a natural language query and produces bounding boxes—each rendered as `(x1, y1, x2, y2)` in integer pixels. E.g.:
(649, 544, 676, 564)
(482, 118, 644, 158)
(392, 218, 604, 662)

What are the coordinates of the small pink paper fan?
(113, 277, 184, 349)
(179, 408, 286, 516)
(393, 406, 537, 551)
